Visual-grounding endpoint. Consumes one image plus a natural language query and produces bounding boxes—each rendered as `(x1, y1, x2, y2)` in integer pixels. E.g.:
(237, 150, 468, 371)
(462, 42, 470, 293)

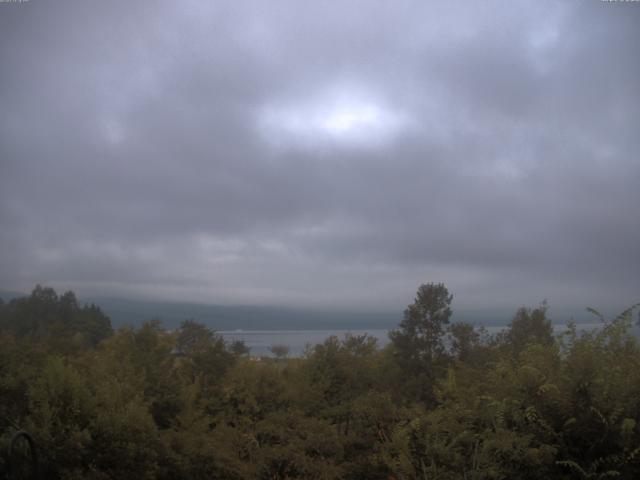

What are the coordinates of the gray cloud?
(1, 0, 638, 314)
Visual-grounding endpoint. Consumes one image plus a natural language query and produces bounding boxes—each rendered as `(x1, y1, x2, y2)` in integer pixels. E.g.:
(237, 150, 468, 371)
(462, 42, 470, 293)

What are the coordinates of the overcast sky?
(1, 0, 638, 314)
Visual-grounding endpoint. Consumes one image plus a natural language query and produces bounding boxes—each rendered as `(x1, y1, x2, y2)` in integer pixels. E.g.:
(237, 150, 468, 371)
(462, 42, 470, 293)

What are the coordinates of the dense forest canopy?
(1, 284, 640, 479)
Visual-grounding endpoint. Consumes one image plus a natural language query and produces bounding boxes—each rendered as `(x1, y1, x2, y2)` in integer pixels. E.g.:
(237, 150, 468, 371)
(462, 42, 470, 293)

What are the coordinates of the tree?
(389, 282, 453, 403)
(270, 344, 290, 360)
(175, 319, 234, 404)
(504, 303, 553, 354)
(0, 286, 112, 349)
(176, 319, 215, 356)
(230, 339, 250, 357)
(448, 321, 480, 361)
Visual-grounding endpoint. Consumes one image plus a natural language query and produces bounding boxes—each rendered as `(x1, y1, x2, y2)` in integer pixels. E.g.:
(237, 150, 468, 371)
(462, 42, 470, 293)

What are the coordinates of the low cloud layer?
(1, 0, 639, 313)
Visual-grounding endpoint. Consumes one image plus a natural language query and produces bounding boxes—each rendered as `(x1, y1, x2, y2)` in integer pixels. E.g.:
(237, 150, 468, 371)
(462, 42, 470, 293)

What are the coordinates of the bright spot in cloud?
(320, 104, 381, 134)
(258, 86, 409, 149)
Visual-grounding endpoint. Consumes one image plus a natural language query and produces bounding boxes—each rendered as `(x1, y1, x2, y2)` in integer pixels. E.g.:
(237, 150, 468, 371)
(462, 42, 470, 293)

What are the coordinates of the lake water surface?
(219, 323, 604, 357)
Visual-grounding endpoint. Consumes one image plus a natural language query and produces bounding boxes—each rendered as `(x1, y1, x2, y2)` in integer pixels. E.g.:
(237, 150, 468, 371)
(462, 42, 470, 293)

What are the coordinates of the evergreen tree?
(389, 282, 452, 403)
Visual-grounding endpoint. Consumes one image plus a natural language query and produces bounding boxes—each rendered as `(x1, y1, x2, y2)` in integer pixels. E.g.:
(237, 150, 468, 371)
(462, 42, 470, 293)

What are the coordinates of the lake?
(219, 323, 605, 357)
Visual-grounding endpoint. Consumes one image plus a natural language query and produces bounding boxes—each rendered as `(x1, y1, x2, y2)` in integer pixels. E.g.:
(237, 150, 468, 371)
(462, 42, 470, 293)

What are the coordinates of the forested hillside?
(1, 285, 639, 479)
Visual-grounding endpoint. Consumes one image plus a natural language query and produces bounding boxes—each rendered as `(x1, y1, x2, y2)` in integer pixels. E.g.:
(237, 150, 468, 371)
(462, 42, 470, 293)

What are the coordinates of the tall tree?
(504, 303, 553, 354)
(389, 282, 452, 403)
